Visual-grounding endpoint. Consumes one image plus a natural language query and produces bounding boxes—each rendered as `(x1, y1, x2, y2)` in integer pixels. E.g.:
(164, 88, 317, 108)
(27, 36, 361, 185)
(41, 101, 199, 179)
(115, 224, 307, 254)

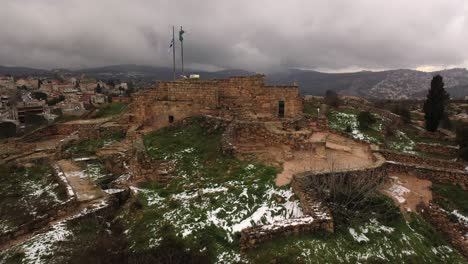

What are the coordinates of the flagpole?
(181, 26, 184, 76)
(172, 25, 176, 81)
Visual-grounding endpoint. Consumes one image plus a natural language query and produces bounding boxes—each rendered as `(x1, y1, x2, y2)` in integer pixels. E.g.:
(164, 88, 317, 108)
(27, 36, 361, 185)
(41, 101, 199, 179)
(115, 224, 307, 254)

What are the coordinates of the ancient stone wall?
(420, 204, 468, 258)
(379, 150, 466, 171)
(0, 164, 78, 246)
(239, 150, 388, 251)
(222, 120, 314, 155)
(127, 75, 303, 126)
(240, 167, 334, 251)
(343, 101, 403, 126)
(414, 142, 459, 156)
(386, 161, 467, 189)
(239, 217, 332, 251)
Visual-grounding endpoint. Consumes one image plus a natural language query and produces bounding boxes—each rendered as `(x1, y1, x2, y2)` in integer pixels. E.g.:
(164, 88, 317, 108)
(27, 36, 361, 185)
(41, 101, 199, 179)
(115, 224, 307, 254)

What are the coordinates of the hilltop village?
(0, 74, 467, 263)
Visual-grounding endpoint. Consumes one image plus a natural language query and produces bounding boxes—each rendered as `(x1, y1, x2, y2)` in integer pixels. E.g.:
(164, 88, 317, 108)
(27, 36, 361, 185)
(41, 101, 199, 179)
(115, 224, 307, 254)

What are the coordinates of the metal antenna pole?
(172, 26, 176, 80)
(181, 26, 184, 76)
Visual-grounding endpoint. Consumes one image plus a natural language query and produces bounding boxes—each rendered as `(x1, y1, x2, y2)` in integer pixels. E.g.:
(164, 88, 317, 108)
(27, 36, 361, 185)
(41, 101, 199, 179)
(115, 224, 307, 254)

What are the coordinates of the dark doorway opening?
(278, 101, 285, 118)
(168, 115, 174, 123)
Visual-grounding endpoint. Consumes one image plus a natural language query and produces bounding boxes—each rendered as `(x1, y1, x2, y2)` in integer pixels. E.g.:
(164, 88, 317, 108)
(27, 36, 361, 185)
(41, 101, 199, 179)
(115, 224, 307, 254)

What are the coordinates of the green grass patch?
(0, 216, 127, 264)
(93, 102, 127, 118)
(327, 109, 384, 144)
(0, 164, 67, 235)
(120, 117, 300, 262)
(247, 214, 466, 263)
(304, 101, 320, 117)
(120, 116, 465, 263)
(432, 183, 468, 215)
(402, 127, 456, 146)
(66, 131, 125, 157)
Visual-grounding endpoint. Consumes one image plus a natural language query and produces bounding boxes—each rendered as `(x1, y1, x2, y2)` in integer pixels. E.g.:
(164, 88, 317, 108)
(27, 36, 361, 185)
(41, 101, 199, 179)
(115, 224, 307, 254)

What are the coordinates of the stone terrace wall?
(0, 164, 78, 246)
(379, 150, 466, 171)
(414, 142, 459, 156)
(239, 151, 387, 251)
(222, 120, 313, 154)
(21, 120, 127, 143)
(240, 173, 333, 251)
(293, 153, 387, 195)
(239, 217, 332, 251)
(344, 101, 402, 126)
(420, 204, 468, 258)
(386, 161, 468, 189)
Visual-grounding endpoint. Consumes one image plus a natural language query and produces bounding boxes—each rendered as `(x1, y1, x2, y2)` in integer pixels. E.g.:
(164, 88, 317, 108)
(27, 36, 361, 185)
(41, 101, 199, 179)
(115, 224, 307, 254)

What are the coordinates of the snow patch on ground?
(21, 222, 72, 264)
(386, 179, 410, 204)
(349, 228, 370, 242)
(451, 210, 468, 224)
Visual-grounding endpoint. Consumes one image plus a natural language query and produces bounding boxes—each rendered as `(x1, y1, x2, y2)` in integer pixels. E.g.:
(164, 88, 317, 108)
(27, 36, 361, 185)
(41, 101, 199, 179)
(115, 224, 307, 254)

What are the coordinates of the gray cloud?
(1, 0, 467, 72)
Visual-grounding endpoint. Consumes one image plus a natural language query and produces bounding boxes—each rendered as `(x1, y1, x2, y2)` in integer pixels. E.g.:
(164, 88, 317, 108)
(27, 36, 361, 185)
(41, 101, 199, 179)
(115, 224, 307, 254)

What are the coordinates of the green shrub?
(357, 111, 376, 130)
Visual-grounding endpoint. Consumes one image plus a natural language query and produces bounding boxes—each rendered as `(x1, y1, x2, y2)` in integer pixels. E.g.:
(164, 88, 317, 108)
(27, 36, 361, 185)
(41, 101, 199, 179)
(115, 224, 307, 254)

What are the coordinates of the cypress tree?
(423, 75, 449, 132)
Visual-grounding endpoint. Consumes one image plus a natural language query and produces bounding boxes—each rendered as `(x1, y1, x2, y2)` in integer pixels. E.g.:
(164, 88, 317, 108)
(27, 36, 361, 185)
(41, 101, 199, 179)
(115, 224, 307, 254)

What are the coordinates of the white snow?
(201, 186, 228, 194)
(53, 165, 75, 199)
(386, 180, 410, 204)
(104, 188, 125, 194)
(73, 157, 97, 162)
(21, 222, 72, 264)
(349, 228, 370, 242)
(451, 210, 468, 224)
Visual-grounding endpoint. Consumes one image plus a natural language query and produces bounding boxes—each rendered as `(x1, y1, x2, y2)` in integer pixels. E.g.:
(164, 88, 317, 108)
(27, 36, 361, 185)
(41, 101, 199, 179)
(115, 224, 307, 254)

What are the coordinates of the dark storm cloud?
(1, 0, 467, 72)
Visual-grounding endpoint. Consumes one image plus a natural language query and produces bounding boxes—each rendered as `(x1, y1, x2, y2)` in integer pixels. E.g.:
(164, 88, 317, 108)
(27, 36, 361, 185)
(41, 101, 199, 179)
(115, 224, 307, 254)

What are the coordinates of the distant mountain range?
(1, 64, 468, 99)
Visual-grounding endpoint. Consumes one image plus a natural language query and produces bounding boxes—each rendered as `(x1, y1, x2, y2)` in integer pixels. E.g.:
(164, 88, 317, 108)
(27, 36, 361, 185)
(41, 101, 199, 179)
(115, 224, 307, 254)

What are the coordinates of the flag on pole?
(169, 38, 174, 48)
(179, 27, 185, 42)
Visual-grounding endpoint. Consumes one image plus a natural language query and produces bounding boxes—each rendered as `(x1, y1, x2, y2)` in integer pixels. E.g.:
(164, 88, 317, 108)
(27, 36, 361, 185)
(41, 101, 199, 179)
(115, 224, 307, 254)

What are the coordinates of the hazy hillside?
(268, 68, 468, 99)
(0, 66, 50, 76)
(2, 64, 468, 99)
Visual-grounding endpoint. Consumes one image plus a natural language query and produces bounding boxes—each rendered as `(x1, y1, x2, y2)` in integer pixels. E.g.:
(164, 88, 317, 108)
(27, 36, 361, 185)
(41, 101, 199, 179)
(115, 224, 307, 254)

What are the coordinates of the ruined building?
(127, 74, 303, 127)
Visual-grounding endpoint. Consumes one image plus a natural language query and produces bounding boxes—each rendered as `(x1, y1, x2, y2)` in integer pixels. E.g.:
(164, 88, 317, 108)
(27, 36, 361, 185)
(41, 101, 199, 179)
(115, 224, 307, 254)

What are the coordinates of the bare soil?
(381, 172, 432, 215)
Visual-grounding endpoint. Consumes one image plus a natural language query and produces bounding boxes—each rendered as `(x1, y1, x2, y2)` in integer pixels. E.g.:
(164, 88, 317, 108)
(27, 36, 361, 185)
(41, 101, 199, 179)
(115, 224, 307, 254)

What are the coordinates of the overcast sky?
(1, 0, 467, 72)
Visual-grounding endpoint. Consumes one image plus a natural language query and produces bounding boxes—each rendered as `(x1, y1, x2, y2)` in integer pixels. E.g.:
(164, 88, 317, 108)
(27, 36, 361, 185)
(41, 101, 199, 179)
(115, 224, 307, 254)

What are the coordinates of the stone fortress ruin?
(126, 74, 303, 127)
(122, 75, 387, 249)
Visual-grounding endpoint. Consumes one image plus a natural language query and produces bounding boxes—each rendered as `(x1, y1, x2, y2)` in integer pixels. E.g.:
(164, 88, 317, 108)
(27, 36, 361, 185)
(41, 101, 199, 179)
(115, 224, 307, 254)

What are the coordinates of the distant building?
(112, 96, 131, 103)
(91, 94, 108, 106)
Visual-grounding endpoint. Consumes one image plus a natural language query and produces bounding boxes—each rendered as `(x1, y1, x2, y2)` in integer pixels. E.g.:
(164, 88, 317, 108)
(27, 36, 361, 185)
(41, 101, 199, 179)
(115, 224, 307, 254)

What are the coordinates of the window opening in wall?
(278, 101, 285, 118)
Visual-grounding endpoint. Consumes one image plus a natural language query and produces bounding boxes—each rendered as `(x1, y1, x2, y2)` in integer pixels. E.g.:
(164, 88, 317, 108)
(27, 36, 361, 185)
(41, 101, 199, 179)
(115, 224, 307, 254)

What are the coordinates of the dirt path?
(380, 173, 432, 215)
(57, 160, 105, 202)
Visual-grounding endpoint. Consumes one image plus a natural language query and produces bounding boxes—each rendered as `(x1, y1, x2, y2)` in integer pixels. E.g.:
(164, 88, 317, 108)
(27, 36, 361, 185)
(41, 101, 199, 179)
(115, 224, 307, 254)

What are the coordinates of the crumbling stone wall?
(386, 161, 467, 189)
(239, 217, 332, 251)
(0, 164, 78, 246)
(343, 101, 403, 126)
(239, 152, 386, 251)
(414, 142, 459, 156)
(379, 150, 466, 171)
(222, 119, 314, 155)
(419, 203, 468, 258)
